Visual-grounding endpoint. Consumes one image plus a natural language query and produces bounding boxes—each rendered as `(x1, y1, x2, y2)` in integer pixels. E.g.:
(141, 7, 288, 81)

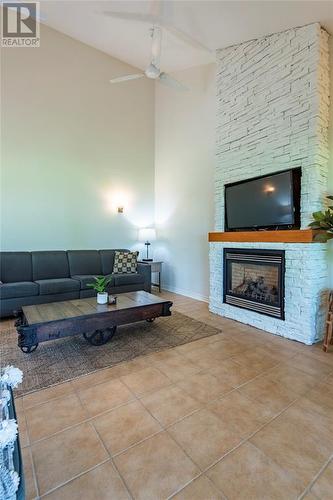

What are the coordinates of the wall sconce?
(104, 189, 130, 214)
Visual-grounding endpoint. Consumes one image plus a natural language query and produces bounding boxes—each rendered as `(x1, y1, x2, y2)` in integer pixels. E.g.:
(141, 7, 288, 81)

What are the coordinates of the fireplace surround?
(223, 249, 285, 319)
(209, 24, 330, 345)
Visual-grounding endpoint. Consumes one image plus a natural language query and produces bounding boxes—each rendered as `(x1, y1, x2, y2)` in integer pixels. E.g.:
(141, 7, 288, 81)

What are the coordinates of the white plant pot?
(97, 292, 108, 305)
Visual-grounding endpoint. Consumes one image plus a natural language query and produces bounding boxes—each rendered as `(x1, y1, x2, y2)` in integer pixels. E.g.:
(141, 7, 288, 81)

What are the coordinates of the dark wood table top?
(22, 291, 170, 326)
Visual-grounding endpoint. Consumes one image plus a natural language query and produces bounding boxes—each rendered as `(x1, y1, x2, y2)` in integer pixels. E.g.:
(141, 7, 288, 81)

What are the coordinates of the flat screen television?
(224, 168, 301, 231)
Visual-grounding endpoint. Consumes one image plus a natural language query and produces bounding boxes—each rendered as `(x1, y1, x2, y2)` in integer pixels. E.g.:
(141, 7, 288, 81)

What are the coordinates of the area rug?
(0, 312, 221, 396)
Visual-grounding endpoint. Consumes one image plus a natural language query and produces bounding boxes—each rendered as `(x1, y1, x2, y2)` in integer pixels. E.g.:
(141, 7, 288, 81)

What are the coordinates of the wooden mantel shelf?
(208, 229, 321, 243)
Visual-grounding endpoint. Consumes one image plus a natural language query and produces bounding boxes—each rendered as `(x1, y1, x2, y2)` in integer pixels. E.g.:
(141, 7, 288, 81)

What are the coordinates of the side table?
(138, 261, 163, 292)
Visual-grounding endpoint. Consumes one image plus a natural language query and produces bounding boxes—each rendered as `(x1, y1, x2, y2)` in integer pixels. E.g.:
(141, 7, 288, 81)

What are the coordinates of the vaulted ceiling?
(40, 0, 333, 73)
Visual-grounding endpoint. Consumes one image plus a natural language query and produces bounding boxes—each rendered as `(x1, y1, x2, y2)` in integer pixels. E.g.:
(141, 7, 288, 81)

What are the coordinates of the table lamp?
(138, 227, 156, 261)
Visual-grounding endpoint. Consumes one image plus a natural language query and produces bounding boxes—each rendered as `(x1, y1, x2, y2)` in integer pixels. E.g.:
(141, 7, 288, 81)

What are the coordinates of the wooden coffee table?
(15, 291, 173, 353)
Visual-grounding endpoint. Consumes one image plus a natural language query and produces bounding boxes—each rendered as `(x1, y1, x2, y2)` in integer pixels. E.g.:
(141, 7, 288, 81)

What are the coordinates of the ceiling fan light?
(145, 63, 160, 79)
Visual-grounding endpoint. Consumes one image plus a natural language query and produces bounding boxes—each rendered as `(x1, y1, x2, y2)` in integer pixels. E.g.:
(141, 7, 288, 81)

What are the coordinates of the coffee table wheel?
(146, 318, 156, 323)
(83, 326, 117, 346)
(20, 343, 39, 354)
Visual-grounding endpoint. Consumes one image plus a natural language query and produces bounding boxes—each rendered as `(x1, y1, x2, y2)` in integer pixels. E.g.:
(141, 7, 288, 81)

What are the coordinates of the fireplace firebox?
(223, 248, 285, 319)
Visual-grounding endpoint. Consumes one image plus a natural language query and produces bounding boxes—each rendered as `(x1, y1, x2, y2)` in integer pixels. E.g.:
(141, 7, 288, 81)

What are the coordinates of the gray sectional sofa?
(0, 250, 151, 318)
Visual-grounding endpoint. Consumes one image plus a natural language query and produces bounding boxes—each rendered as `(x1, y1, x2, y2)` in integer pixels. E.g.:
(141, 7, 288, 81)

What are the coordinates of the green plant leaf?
(86, 275, 110, 292)
(314, 233, 329, 242)
(312, 211, 324, 221)
(309, 196, 333, 239)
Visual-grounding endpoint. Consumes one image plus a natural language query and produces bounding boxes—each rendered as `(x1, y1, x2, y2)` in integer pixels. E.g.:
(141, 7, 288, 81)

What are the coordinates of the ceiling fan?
(109, 25, 189, 91)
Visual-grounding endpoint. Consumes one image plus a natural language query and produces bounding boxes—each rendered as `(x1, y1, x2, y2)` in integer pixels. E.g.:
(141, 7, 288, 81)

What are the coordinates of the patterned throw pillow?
(113, 251, 139, 274)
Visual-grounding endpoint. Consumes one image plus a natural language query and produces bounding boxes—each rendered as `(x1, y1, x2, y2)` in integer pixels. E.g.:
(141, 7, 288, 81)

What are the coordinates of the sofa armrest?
(137, 263, 151, 292)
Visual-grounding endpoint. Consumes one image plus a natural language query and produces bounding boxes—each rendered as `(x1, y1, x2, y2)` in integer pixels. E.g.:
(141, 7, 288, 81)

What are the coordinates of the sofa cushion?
(99, 249, 129, 275)
(32, 251, 70, 280)
(35, 278, 80, 296)
(0, 281, 39, 299)
(67, 251, 102, 276)
(112, 273, 144, 286)
(0, 252, 32, 283)
(72, 275, 115, 290)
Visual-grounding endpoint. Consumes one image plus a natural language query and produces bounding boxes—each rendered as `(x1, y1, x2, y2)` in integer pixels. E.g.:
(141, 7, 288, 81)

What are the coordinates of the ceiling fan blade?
(102, 11, 157, 24)
(150, 0, 163, 18)
(161, 22, 213, 55)
(159, 72, 188, 91)
(151, 26, 162, 68)
(110, 74, 144, 84)
(102, 7, 212, 56)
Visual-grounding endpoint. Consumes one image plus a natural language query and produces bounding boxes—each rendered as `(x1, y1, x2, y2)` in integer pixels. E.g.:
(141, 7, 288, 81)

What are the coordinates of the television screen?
(225, 169, 300, 231)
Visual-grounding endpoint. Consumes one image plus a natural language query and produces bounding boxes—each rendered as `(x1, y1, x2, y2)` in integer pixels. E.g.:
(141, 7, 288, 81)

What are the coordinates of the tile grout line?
(34, 389, 136, 498)
(202, 396, 301, 477)
(89, 421, 135, 500)
(26, 386, 168, 449)
(19, 406, 40, 499)
(102, 380, 216, 499)
(74, 368, 173, 480)
(27, 444, 40, 500)
(38, 458, 110, 498)
(107, 428, 164, 460)
(28, 381, 142, 446)
(73, 384, 136, 500)
(298, 453, 333, 500)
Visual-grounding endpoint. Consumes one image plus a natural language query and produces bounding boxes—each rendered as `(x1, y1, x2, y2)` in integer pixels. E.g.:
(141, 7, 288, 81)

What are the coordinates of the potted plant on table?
(87, 276, 112, 304)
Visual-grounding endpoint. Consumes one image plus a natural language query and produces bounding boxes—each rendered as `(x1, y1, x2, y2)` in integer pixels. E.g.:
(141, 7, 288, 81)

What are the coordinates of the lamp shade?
(138, 227, 156, 242)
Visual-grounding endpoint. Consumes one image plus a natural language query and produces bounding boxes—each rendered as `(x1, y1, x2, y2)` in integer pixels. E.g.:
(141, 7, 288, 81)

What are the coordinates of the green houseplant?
(87, 276, 112, 304)
(309, 195, 333, 242)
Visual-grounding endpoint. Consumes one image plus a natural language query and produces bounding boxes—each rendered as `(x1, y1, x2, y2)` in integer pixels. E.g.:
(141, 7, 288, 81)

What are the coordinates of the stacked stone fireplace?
(209, 24, 330, 345)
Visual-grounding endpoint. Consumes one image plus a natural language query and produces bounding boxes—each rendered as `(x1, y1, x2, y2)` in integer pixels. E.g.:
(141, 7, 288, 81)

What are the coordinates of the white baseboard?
(161, 284, 209, 303)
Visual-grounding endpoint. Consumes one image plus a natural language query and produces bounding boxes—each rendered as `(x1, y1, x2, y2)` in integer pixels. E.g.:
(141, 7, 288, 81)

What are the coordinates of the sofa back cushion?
(32, 251, 70, 280)
(67, 250, 102, 276)
(99, 249, 129, 275)
(0, 252, 32, 283)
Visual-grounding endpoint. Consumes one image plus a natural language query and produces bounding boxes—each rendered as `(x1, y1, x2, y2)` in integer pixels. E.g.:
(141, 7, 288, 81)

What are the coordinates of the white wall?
(154, 64, 216, 301)
(1, 23, 155, 251)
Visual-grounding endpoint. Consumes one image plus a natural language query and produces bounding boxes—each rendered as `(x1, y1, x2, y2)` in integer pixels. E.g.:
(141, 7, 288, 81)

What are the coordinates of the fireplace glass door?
(223, 249, 285, 319)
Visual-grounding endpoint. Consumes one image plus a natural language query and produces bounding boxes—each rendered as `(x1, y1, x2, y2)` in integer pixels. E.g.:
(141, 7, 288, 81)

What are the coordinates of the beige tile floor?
(3, 290, 333, 499)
